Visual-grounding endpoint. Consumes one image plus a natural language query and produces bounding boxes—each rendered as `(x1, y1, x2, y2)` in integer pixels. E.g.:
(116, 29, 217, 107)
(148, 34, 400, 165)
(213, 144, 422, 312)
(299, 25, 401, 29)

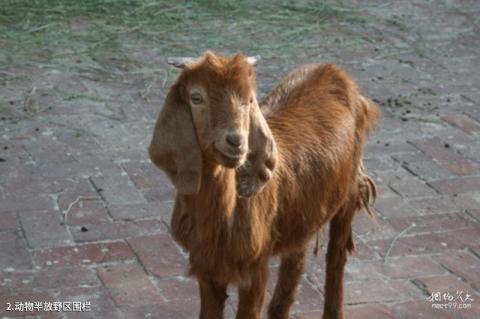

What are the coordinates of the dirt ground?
(1, 0, 479, 318)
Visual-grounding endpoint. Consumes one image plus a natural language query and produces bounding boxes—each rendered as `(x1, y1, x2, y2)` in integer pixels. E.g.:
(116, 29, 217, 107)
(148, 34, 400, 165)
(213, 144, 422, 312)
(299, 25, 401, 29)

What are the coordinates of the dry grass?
(0, 0, 367, 62)
(1, 1, 396, 120)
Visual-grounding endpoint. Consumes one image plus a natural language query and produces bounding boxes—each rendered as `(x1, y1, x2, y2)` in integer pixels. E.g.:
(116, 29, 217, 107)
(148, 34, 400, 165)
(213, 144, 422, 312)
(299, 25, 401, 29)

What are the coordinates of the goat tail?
(357, 162, 377, 220)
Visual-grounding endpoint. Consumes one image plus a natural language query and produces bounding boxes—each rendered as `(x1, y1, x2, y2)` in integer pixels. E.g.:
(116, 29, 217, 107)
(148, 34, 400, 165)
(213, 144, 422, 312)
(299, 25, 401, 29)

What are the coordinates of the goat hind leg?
(267, 249, 306, 319)
(323, 205, 355, 319)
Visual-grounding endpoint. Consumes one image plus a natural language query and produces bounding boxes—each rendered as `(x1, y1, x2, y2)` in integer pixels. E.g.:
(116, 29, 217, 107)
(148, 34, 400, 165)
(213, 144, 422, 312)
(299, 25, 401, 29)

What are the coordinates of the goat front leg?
(236, 260, 269, 319)
(323, 206, 355, 319)
(198, 278, 228, 319)
(268, 249, 306, 319)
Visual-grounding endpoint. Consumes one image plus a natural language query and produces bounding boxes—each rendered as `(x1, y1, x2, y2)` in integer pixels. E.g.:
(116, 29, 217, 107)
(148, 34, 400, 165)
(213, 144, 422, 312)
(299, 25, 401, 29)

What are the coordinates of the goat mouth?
(216, 149, 244, 168)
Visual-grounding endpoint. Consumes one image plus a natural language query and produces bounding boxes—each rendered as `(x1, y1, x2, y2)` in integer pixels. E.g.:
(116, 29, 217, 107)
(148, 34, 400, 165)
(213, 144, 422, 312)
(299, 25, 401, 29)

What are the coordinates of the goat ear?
(236, 103, 277, 197)
(149, 86, 202, 194)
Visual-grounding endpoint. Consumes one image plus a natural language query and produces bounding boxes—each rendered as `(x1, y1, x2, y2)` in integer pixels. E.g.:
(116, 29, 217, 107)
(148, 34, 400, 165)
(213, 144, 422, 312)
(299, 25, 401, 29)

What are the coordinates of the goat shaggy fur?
(149, 51, 379, 319)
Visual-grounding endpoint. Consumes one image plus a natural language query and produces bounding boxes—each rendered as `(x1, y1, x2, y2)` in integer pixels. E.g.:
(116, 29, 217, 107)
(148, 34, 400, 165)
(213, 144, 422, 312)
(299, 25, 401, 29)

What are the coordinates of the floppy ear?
(148, 85, 202, 194)
(236, 103, 277, 197)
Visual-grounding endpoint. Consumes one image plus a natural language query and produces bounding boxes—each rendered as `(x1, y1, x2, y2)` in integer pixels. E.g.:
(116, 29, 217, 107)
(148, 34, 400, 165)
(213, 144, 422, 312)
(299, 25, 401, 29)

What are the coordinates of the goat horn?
(246, 55, 261, 66)
(167, 57, 197, 68)
(167, 55, 262, 68)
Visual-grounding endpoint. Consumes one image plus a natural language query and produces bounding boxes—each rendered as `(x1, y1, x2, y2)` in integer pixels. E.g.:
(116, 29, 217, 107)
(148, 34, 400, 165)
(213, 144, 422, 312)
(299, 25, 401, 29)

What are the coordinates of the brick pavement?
(1, 1, 479, 318)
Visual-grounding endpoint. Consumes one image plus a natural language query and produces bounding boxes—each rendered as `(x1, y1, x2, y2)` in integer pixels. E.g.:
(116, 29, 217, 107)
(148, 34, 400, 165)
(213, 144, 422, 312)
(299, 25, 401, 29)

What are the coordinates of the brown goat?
(149, 51, 379, 319)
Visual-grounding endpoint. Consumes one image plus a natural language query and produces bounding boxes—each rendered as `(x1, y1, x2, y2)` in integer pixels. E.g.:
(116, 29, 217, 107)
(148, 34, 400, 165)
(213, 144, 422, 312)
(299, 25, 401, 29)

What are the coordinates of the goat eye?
(191, 93, 203, 104)
(249, 97, 253, 104)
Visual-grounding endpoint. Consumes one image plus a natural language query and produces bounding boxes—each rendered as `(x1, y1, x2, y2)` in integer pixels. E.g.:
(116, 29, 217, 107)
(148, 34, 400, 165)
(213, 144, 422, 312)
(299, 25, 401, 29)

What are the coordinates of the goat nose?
(226, 134, 244, 148)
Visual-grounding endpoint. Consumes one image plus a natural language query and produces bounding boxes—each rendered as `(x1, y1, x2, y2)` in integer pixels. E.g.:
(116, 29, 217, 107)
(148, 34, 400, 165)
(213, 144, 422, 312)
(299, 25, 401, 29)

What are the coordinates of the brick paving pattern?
(1, 1, 479, 318)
